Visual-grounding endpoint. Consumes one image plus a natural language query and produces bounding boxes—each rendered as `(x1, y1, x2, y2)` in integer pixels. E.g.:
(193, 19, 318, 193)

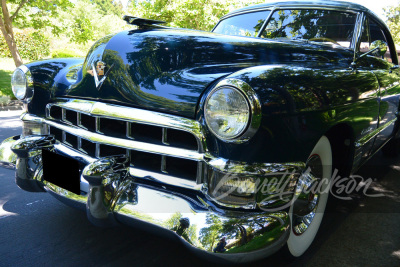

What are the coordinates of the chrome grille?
(46, 101, 203, 183)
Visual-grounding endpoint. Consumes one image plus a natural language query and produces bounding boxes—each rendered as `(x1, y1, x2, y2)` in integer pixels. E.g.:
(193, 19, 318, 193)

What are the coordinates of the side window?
(360, 18, 392, 62)
(213, 11, 271, 37)
(261, 9, 356, 48)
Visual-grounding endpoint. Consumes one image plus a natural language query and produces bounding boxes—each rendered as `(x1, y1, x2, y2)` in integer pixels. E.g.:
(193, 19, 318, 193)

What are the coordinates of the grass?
(0, 57, 17, 100)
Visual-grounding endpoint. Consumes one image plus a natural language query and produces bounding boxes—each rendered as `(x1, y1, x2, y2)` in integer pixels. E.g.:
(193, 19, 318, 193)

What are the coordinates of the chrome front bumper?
(0, 135, 291, 262)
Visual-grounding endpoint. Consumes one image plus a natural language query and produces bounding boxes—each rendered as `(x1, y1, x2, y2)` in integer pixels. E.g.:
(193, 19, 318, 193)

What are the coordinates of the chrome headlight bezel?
(66, 65, 82, 84)
(11, 65, 34, 103)
(204, 78, 262, 143)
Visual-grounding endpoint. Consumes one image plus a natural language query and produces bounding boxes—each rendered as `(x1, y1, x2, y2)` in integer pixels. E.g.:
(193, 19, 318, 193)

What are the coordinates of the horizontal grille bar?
(46, 100, 205, 184)
(49, 126, 199, 182)
(46, 98, 205, 152)
(50, 106, 199, 152)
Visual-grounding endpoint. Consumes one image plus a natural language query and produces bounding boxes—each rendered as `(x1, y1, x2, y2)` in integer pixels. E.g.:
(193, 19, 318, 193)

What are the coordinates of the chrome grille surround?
(19, 98, 305, 199)
(42, 98, 207, 189)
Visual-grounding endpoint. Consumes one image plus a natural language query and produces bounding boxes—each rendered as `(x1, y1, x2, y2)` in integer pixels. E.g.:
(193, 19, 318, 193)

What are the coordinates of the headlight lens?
(11, 65, 33, 102)
(205, 86, 250, 140)
(11, 68, 27, 100)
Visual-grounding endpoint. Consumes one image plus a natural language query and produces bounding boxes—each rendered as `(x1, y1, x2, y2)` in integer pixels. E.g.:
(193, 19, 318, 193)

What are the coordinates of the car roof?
(222, 0, 382, 24)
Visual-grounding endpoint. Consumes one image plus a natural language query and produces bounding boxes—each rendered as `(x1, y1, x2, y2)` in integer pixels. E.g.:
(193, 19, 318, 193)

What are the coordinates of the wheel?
(286, 136, 332, 257)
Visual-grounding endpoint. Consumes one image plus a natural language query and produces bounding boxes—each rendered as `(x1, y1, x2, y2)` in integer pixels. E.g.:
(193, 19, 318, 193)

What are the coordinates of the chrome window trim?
(217, 4, 361, 52)
(212, 8, 273, 34)
(353, 12, 365, 57)
(220, 5, 361, 21)
(256, 8, 275, 38)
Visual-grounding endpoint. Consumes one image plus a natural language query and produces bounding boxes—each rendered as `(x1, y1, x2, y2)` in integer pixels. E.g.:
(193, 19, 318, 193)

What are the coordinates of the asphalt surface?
(0, 110, 399, 267)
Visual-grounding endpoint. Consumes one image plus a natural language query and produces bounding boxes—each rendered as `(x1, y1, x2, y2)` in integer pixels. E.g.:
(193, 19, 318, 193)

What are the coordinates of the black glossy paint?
(26, 58, 84, 117)
(66, 27, 356, 119)
(23, 6, 400, 169)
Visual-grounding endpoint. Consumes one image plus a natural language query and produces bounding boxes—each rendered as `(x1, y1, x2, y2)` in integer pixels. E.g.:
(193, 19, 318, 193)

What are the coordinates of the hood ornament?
(87, 60, 114, 90)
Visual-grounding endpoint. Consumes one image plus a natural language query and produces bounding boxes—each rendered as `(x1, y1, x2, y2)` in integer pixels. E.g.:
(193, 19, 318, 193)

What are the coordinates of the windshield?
(262, 9, 357, 48)
(213, 9, 357, 48)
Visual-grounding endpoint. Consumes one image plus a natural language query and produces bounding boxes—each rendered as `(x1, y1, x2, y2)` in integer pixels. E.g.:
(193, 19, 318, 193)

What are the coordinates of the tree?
(58, 0, 127, 46)
(128, 0, 264, 32)
(92, 0, 123, 17)
(0, 0, 72, 67)
(199, 214, 223, 251)
(385, 4, 400, 45)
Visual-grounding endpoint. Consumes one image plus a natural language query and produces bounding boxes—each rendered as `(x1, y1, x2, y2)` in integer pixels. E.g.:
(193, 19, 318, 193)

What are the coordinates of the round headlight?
(11, 65, 33, 102)
(205, 86, 250, 140)
(11, 68, 27, 100)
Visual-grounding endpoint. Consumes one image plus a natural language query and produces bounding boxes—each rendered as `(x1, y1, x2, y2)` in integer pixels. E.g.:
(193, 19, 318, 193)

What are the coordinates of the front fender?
(25, 58, 84, 117)
(198, 64, 379, 163)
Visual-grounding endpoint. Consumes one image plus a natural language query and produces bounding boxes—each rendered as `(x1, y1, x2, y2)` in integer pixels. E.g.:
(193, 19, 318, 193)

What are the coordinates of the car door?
(359, 16, 400, 152)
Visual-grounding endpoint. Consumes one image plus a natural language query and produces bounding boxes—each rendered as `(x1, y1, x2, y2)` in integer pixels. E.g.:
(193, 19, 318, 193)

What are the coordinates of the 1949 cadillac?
(1, 0, 399, 262)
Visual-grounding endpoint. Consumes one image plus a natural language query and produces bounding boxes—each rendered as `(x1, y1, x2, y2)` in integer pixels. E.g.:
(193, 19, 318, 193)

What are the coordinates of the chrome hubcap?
(292, 155, 323, 235)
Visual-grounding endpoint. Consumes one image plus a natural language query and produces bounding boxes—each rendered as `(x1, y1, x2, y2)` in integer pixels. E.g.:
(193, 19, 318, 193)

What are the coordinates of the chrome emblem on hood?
(87, 60, 114, 90)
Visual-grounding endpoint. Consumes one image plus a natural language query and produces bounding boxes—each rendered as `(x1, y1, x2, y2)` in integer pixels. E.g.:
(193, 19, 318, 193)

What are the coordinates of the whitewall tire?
(287, 136, 332, 257)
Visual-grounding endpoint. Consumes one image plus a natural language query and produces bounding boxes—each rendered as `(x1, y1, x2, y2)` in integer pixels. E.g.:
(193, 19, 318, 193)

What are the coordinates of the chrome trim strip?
(54, 120, 202, 160)
(47, 99, 206, 153)
(352, 12, 364, 58)
(208, 157, 305, 175)
(42, 167, 290, 262)
(20, 113, 305, 175)
(256, 7, 275, 38)
(126, 121, 131, 139)
(221, 4, 362, 21)
(129, 168, 200, 190)
(37, 115, 204, 161)
(355, 117, 397, 148)
(162, 128, 168, 145)
(161, 155, 167, 173)
(54, 142, 200, 190)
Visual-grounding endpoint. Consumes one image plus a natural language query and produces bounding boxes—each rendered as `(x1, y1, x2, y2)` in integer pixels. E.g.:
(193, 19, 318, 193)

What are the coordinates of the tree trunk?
(238, 225, 247, 245)
(0, 0, 23, 67)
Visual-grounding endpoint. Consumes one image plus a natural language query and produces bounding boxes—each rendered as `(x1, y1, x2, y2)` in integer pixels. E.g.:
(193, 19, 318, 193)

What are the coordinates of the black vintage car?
(1, 0, 399, 262)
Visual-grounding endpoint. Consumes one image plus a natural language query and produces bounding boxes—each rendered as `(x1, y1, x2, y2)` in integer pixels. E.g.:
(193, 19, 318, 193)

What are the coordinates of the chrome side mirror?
(370, 40, 388, 57)
(352, 40, 389, 69)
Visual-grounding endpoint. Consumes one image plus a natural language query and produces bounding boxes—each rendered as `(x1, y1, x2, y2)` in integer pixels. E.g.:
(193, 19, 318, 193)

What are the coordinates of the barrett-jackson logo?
(87, 60, 114, 90)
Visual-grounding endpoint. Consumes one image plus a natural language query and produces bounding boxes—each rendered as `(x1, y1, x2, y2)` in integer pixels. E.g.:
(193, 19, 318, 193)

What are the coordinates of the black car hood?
(66, 27, 350, 118)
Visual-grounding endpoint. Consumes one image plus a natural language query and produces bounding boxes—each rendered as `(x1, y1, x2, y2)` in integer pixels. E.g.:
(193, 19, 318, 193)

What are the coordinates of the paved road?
(0, 110, 399, 266)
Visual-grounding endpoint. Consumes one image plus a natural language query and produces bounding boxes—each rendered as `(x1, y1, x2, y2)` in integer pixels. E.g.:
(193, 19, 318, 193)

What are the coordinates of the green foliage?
(199, 214, 223, 251)
(71, 17, 95, 45)
(0, 60, 14, 99)
(92, 0, 123, 17)
(51, 49, 80, 58)
(58, 0, 128, 45)
(0, 29, 50, 60)
(385, 4, 400, 45)
(0, 70, 13, 98)
(8, 0, 73, 36)
(128, 0, 264, 31)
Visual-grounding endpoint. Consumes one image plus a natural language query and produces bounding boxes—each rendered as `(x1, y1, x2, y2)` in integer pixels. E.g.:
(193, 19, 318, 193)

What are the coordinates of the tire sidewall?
(287, 136, 332, 257)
